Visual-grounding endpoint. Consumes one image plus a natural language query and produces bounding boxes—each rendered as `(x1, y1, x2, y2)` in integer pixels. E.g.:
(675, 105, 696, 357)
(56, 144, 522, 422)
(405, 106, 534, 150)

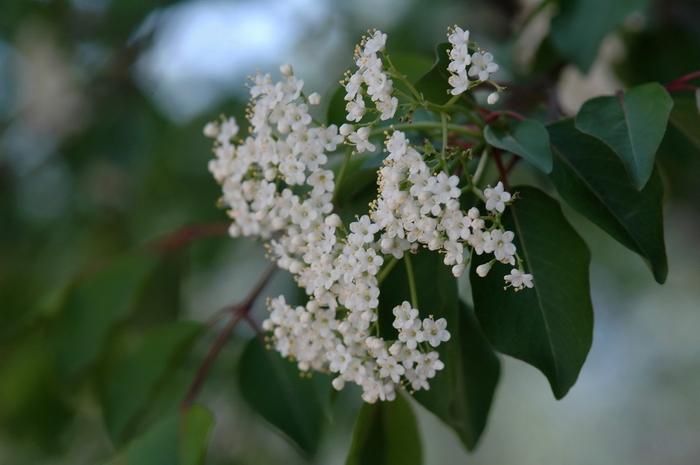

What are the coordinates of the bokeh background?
(1, 0, 700, 464)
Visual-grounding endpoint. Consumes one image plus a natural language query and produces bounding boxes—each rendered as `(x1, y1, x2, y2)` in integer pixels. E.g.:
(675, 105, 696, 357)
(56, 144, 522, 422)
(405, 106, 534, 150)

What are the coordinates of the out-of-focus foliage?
(0, 0, 699, 464)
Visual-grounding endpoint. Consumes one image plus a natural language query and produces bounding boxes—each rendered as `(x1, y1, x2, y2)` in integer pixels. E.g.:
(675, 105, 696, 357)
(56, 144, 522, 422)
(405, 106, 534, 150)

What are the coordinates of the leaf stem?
(440, 112, 449, 172)
(377, 256, 399, 284)
(372, 121, 480, 138)
(404, 254, 419, 308)
(333, 149, 352, 203)
(181, 265, 276, 412)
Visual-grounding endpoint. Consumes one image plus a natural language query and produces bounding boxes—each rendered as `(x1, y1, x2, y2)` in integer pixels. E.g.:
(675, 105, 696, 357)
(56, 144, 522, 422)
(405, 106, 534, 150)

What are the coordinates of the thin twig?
(181, 265, 277, 411)
(492, 150, 510, 189)
(150, 222, 229, 253)
(484, 110, 526, 124)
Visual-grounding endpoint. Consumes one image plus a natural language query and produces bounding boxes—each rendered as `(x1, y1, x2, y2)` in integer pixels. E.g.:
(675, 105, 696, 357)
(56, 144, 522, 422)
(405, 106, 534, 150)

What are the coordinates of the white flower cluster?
(205, 66, 451, 403)
(446, 26, 499, 100)
(343, 30, 398, 122)
(372, 131, 532, 288)
(205, 29, 533, 403)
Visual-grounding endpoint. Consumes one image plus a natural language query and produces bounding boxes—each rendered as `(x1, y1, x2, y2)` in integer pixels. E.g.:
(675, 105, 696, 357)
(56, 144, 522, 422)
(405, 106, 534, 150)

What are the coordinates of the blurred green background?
(1, 0, 700, 463)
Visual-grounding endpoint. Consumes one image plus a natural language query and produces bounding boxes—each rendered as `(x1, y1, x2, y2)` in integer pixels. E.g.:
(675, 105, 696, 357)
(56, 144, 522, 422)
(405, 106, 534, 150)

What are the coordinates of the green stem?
(333, 149, 352, 203)
(371, 121, 480, 138)
(404, 254, 419, 308)
(472, 148, 490, 186)
(377, 256, 399, 284)
(440, 112, 449, 172)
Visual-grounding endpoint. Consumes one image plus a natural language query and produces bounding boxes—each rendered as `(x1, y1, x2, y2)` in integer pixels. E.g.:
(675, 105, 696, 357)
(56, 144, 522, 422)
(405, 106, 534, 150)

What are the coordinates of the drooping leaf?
(238, 338, 330, 456)
(575, 82, 673, 189)
(100, 321, 203, 444)
(669, 93, 700, 151)
(415, 43, 452, 105)
(345, 394, 422, 465)
(470, 186, 593, 399)
(378, 250, 500, 450)
(414, 301, 500, 451)
(51, 253, 159, 378)
(484, 119, 553, 173)
(550, 0, 650, 72)
(106, 405, 213, 465)
(549, 119, 668, 283)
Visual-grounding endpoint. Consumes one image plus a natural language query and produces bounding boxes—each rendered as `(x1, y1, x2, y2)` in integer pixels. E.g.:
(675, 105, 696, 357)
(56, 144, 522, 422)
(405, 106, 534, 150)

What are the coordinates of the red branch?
(491, 149, 510, 189)
(181, 265, 277, 411)
(665, 70, 700, 93)
(150, 222, 229, 253)
(484, 110, 526, 124)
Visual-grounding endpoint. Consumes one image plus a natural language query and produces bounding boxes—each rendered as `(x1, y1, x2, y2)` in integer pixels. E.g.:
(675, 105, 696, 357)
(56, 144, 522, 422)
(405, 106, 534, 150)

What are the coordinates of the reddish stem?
(492, 150, 510, 189)
(181, 265, 276, 411)
(484, 110, 526, 124)
(665, 70, 700, 93)
(150, 222, 229, 253)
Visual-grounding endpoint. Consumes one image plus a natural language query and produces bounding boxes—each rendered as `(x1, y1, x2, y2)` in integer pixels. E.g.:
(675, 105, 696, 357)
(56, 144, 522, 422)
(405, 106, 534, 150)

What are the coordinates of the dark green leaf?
(238, 338, 330, 456)
(575, 82, 673, 189)
(388, 53, 435, 84)
(101, 321, 203, 444)
(51, 253, 158, 378)
(471, 186, 593, 399)
(414, 301, 500, 451)
(415, 43, 452, 106)
(106, 405, 213, 465)
(484, 119, 553, 173)
(326, 85, 347, 127)
(550, 0, 650, 72)
(345, 393, 422, 465)
(669, 94, 700, 151)
(549, 119, 668, 283)
(379, 251, 500, 450)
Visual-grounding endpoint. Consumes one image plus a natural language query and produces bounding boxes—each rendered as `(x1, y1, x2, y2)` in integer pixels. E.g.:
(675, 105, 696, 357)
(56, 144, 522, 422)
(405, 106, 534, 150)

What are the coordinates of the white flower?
(346, 95, 366, 122)
(364, 30, 387, 54)
(422, 318, 450, 347)
(484, 181, 511, 213)
(447, 26, 470, 46)
(488, 229, 516, 265)
(347, 127, 375, 153)
(448, 71, 469, 95)
(468, 51, 499, 82)
(504, 268, 534, 291)
(399, 319, 424, 350)
(392, 301, 419, 330)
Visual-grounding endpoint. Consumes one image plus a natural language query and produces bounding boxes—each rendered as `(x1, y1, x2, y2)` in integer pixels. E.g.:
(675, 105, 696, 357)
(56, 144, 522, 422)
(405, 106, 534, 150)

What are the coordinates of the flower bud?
(280, 63, 293, 76)
(476, 262, 493, 277)
(325, 213, 342, 228)
(203, 121, 219, 138)
(308, 92, 321, 105)
(339, 123, 353, 136)
(487, 91, 499, 105)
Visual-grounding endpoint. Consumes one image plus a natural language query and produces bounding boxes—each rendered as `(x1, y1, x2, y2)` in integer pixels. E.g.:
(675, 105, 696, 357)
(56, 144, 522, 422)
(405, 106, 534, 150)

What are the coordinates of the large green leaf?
(550, 0, 650, 72)
(470, 186, 593, 399)
(575, 83, 673, 189)
(238, 338, 330, 456)
(345, 394, 422, 465)
(379, 251, 500, 450)
(51, 253, 158, 377)
(549, 119, 668, 283)
(106, 405, 213, 465)
(100, 321, 203, 444)
(415, 43, 452, 105)
(484, 119, 553, 173)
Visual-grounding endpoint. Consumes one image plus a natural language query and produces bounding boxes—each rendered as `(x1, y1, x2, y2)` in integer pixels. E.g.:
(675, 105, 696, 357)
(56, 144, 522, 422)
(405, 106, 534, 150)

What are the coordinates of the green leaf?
(106, 405, 213, 465)
(415, 43, 452, 106)
(51, 253, 158, 378)
(101, 321, 203, 444)
(238, 338, 330, 456)
(484, 119, 553, 173)
(470, 186, 593, 399)
(345, 394, 422, 465)
(575, 82, 673, 189)
(550, 0, 650, 72)
(414, 301, 500, 451)
(549, 119, 668, 283)
(378, 251, 500, 450)
(669, 94, 700, 150)
(326, 85, 347, 127)
(388, 52, 435, 84)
